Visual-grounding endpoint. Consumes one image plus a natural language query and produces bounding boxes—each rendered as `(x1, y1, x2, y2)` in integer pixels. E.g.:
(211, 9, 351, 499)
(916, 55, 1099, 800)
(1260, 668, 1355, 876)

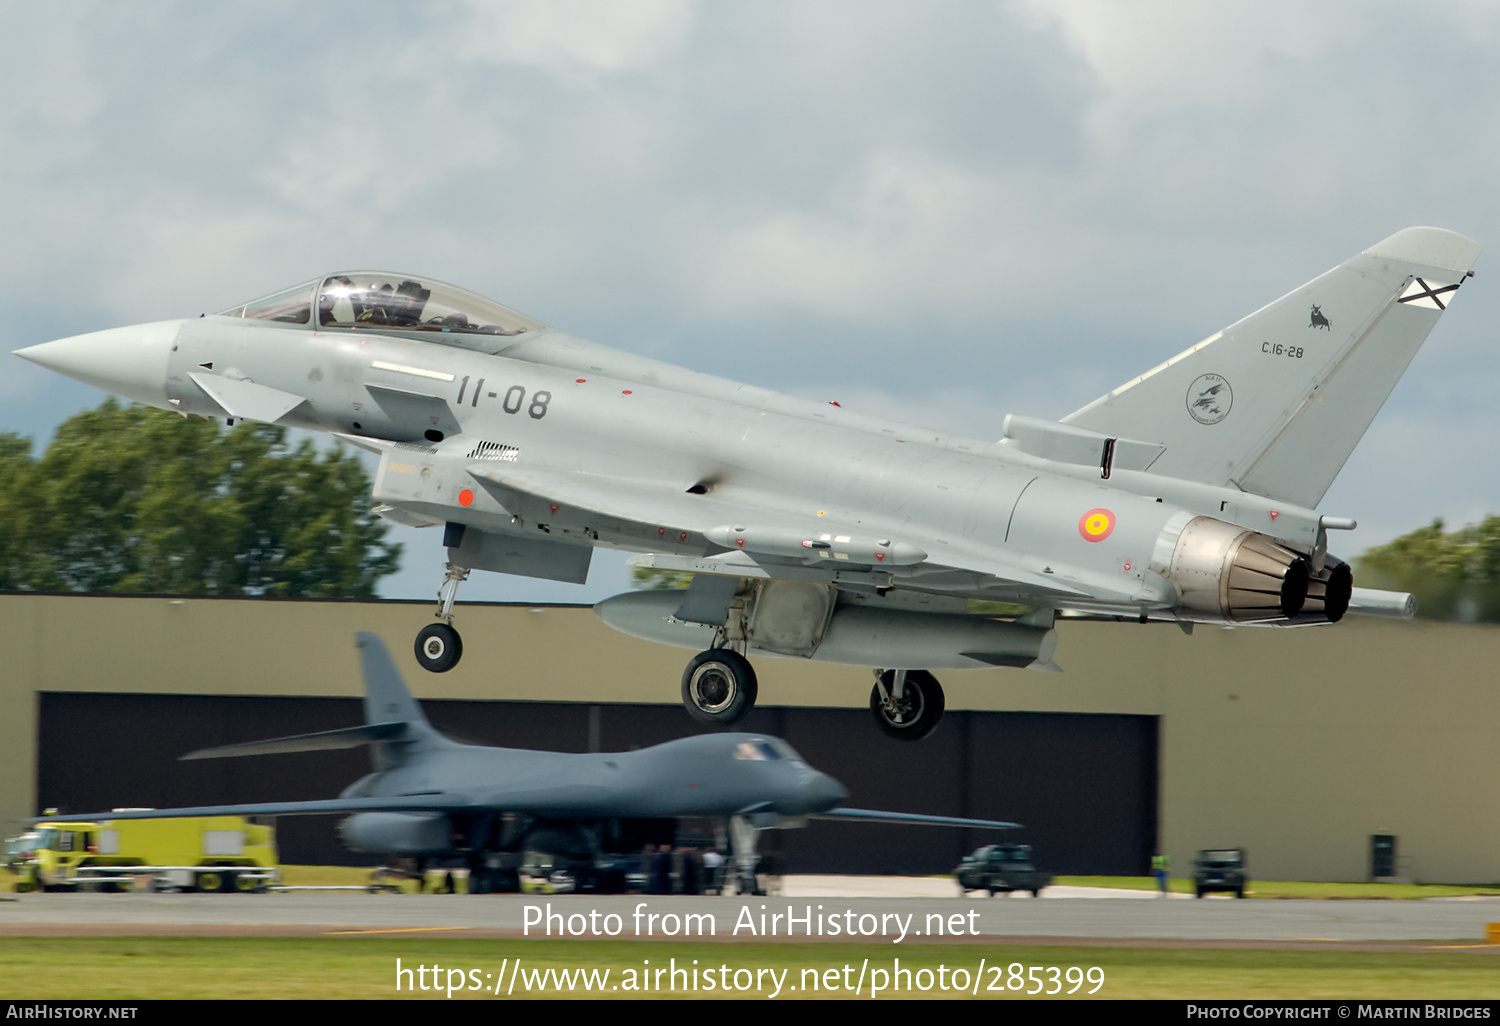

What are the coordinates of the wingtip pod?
(1362, 227, 1482, 276)
(1345, 587, 1417, 620)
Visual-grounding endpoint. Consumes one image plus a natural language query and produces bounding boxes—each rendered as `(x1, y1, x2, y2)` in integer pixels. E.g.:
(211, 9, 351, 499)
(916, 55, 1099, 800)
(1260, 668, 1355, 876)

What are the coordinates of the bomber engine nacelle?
(1153, 515, 1351, 624)
(338, 812, 453, 855)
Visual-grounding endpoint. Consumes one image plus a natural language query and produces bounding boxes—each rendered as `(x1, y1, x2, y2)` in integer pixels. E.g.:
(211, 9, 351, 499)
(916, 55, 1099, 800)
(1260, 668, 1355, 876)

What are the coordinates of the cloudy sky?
(3, 1, 1498, 603)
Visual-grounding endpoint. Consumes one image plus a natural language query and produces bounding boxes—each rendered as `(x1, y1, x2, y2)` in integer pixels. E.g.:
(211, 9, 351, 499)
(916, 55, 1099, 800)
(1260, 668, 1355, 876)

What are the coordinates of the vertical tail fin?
(358, 631, 433, 730)
(356, 632, 447, 768)
(180, 634, 446, 765)
(1064, 228, 1481, 508)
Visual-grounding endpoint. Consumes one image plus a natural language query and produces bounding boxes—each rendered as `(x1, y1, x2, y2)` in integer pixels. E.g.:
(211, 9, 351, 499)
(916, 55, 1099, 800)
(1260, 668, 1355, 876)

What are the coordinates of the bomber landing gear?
(870, 669, 945, 741)
(415, 563, 469, 673)
(681, 649, 758, 726)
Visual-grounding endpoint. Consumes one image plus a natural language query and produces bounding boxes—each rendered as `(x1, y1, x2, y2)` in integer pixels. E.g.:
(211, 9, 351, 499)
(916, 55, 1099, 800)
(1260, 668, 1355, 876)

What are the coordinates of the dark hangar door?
(37, 694, 1156, 874)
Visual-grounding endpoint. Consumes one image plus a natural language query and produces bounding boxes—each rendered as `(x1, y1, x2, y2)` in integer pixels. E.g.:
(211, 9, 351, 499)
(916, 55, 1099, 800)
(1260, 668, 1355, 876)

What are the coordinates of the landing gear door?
(372, 446, 476, 523)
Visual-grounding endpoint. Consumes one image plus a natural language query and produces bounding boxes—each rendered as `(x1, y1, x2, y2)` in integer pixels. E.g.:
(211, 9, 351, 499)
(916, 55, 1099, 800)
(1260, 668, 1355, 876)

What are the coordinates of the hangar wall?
(2, 594, 1497, 883)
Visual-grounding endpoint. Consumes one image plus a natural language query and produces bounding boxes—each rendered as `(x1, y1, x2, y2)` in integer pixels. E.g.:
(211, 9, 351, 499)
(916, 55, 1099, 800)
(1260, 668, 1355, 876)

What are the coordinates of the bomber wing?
(812, 808, 1021, 830)
(28, 782, 631, 824)
(30, 795, 475, 823)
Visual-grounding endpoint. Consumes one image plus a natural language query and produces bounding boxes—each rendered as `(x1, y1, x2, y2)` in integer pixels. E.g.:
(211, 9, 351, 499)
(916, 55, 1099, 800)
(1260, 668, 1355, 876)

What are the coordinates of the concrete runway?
(3, 877, 1499, 948)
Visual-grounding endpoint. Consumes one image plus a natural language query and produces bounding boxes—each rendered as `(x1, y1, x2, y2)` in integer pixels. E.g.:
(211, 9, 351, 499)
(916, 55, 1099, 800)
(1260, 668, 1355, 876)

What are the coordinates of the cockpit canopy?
(732, 738, 801, 762)
(220, 274, 546, 348)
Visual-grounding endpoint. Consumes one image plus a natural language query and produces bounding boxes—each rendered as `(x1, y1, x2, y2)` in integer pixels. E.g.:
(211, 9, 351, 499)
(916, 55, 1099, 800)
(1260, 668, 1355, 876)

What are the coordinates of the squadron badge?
(1186, 373, 1232, 425)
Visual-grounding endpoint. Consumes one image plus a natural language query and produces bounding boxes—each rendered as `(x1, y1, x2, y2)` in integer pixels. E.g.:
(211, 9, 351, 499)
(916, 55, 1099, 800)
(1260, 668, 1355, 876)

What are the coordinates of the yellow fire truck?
(15, 816, 278, 893)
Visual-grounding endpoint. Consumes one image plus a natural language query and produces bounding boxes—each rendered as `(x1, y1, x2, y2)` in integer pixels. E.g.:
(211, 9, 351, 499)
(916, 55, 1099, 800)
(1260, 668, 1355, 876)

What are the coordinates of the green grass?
(1055, 876, 1500, 900)
(0, 938, 1495, 1000)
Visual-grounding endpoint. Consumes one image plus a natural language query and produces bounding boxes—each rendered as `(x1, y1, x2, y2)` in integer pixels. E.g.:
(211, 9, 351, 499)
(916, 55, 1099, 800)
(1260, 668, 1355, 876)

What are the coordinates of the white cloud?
(452, 0, 695, 74)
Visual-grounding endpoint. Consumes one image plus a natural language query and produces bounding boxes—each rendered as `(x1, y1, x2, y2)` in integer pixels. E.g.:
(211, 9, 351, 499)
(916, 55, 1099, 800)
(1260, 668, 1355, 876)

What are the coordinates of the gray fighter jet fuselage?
(15, 228, 1483, 739)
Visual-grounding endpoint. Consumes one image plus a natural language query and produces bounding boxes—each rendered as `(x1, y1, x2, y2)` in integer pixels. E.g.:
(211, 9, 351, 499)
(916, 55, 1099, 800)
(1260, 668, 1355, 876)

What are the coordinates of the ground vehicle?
(1193, 848, 1248, 898)
(955, 843, 1052, 897)
(14, 816, 278, 893)
(4, 833, 40, 874)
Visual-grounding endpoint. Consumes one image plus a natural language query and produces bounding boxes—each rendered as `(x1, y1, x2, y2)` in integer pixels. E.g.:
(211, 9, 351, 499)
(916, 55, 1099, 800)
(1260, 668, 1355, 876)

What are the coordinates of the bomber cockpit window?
(218, 279, 319, 324)
(315, 273, 545, 341)
(733, 740, 782, 761)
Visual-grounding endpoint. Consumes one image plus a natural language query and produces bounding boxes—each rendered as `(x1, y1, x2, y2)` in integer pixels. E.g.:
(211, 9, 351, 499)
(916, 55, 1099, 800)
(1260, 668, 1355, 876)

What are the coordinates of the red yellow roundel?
(1079, 508, 1115, 542)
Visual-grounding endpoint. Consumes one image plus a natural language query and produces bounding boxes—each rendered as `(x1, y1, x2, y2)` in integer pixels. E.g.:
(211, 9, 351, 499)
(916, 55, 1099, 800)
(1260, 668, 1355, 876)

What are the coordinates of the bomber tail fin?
(1064, 228, 1481, 508)
(181, 633, 448, 768)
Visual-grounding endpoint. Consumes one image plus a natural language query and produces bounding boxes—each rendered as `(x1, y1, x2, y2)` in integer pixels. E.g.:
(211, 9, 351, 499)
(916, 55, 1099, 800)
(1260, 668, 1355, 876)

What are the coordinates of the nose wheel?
(870, 669, 944, 741)
(681, 649, 758, 725)
(415, 623, 463, 673)
(415, 562, 469, 673)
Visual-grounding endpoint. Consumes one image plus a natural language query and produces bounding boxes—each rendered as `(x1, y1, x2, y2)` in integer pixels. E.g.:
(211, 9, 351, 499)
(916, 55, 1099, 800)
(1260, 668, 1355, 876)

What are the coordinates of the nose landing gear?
(415, 563, 469, 673)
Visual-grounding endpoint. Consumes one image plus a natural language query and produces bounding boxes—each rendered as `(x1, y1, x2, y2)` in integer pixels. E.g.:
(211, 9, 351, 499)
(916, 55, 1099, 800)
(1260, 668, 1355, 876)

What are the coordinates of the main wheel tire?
(415, 623, 463, 673)
(870, 669, 945, 741)
(681, 649, 758, 725)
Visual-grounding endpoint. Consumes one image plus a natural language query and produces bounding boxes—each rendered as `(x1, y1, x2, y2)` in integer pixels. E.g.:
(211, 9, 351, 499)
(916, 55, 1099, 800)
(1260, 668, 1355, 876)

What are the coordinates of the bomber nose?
(14, 319, 184, 410)
(800, 772, 849, 812)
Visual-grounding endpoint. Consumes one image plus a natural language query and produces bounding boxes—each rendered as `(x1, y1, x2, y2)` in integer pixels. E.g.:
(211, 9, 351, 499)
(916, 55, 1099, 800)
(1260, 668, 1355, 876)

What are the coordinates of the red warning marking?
(549, 504, 560, 515)
(874, 552, 886, 562)
(622, 390, 633, 395)
(1079, 508, 1115, 542)
(1122, 558, 1133, 573)
(1268, 510, 1280, 521)
(736, 538, 746, 547)
(576, 378, 586, 383)
(458, 489, 474, 507)
(678, 532, 687, 542)
(658, 527, 666, 536)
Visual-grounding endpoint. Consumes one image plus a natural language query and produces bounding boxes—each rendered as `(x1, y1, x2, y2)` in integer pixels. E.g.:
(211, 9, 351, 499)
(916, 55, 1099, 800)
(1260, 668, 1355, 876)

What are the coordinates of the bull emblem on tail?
(1309, 305, 1331, 330)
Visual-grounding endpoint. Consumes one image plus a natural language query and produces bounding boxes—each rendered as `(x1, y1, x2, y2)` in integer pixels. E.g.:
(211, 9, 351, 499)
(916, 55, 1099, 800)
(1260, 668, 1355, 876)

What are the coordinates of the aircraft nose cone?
(800, 772, 849, 813)
(14, 319, 184, 410)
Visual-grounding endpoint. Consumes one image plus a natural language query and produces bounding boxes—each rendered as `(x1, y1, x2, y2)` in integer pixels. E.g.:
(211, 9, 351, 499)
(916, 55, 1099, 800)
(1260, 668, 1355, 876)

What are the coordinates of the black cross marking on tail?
(1399, 277, 1460, 309)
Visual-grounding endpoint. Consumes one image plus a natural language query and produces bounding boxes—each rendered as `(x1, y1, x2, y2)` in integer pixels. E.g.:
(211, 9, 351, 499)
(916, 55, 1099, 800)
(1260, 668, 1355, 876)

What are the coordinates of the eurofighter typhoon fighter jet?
(14, 228, 1480, 740)
(34, 633, 1016, 894)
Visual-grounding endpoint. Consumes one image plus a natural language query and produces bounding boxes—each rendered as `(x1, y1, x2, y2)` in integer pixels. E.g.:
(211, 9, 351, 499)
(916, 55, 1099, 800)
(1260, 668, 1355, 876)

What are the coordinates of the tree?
(0, 399, 400, 598)
(1357, 517, 1500, 623)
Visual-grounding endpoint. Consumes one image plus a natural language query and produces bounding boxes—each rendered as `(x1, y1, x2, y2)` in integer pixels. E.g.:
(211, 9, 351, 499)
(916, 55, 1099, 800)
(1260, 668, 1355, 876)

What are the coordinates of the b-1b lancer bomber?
(34, 633, 1017, 894)
(14, 228, 1481, 740)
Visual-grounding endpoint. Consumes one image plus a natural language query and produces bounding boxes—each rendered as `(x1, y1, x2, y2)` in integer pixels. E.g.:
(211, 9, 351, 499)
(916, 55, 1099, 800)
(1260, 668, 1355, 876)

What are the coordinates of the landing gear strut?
(415, 563, 468, 673)
(681, 649, 758, 725)
(870, 669, 944, 741)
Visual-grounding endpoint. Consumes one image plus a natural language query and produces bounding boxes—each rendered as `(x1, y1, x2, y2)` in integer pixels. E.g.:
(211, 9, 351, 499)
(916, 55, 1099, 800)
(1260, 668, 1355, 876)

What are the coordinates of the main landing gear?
(677, 647, 947, 743)
(681, 649, 758, 725)
(870, 669, 945, 741)
(415, 563, 469, 673)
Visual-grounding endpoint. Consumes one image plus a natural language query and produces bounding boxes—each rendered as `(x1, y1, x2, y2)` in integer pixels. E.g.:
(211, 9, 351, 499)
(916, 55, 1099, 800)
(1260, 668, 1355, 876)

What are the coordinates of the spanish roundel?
(1078, 508, 1115, 542)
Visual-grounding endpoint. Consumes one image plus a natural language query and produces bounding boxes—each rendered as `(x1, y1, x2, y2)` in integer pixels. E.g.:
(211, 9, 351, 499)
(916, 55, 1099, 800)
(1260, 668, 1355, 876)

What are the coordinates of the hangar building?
(1, 594, 1495, 883)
